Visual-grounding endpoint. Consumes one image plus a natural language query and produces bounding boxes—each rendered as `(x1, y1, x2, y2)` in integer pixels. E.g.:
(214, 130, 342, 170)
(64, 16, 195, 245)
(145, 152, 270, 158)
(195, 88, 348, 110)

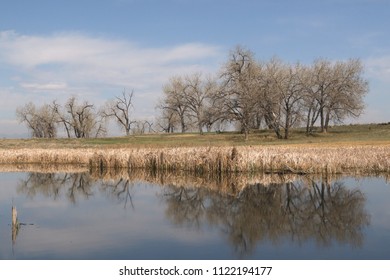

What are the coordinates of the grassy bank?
(1, 123, 390, 149)
(0, 124, 389, 175)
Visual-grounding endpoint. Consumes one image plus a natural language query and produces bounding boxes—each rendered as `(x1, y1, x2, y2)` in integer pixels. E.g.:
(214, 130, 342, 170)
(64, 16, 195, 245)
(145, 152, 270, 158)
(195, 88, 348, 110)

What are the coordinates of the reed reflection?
(15, 169, 369, 257)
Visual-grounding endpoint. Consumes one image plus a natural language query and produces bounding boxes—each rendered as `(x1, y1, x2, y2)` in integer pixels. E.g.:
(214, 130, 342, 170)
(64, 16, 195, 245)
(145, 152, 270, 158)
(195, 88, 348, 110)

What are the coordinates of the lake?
(0, 169, 389, 260)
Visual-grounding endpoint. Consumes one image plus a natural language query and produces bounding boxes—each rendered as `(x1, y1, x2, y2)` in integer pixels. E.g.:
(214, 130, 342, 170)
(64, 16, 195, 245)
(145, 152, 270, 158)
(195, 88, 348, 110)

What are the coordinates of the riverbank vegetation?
(1, 143, 389, 175)
(0, 123, 389, 175)
(1, 123, 389, 149)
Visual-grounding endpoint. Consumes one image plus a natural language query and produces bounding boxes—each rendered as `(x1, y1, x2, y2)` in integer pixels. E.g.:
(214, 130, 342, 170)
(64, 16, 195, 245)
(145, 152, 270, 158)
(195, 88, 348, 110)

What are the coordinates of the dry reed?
(1, 144, 390, 175)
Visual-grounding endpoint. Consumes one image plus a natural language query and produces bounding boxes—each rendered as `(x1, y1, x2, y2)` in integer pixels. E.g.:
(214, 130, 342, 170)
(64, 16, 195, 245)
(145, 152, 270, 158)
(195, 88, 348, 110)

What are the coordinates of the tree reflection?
(161, 177, 369, 257)
(17, 171, 135, 208)
(15, 170, 370, 258)
(17, 172, 94, 204)
(164, 186, 208, 228)
(100, 178, 135, 209)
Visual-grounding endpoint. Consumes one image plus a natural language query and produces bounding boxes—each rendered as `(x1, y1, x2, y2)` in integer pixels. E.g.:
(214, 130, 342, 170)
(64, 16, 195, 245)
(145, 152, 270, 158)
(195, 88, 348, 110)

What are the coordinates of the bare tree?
(181, 73, 219, 134)
(303, 58, 368, 133)
(219, 46, 261, 140)
(16, 102, 58, 138)
(103, 89, 135, 136)
(159, 72, 222, 134)
(303, 59, 335, 133)
(182, 73, 206, 134)
(157, 47, 369, 140)
(131, 120, 154, 135)
(300, 63, 322, 134)
(55, 96, 105, 138)
(273, 61, 305, 139)
(256, 57, 285, 139)
(202, 87, 226, 133)
(155, 106, 180, 133)
(161, 76, 190, 133)
(323, 59, 368, 131)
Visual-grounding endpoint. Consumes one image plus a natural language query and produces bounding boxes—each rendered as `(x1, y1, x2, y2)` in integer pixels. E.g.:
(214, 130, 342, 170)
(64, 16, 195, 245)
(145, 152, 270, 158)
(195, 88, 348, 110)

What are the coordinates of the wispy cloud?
(0, 31, 221, 88)
(21, 82, 68, 91)
(0, 30, 222, 135)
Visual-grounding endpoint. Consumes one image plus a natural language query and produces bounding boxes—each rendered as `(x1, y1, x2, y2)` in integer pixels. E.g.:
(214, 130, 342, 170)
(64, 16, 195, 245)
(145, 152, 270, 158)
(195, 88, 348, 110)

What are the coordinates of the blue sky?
(1, 0, 390, 136)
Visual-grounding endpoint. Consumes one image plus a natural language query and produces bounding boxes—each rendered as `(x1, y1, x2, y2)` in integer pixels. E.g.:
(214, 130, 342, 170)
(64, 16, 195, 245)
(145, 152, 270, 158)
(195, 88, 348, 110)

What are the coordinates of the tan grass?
(0, 144, 389, 175)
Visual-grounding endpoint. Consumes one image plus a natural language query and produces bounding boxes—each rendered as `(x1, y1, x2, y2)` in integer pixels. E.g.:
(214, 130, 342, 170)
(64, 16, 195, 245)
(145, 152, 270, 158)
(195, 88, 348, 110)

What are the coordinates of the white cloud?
(365, 55, 390, 81)
(0, 31, 221, 88)
(21, 82, 68, 91)
(0, 30, 222, 136)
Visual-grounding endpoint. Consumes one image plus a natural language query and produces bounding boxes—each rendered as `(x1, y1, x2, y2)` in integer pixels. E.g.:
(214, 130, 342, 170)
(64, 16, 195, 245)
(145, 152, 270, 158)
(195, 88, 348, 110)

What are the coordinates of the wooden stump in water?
(12, 206, 19, 244)
(12, 206, 17, 226)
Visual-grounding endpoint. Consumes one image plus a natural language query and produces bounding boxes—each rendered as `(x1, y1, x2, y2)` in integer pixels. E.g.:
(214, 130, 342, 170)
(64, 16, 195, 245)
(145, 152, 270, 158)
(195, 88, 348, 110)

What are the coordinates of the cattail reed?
(1, 145, 390, 175)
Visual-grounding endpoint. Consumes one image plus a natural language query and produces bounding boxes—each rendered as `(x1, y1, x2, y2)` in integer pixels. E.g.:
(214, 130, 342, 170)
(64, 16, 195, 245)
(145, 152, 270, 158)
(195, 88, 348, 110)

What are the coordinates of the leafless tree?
(103, 89, 135, 136)
(257, 58, 283, 138)
(300, 63, 322, 134)
(182, 73, 218, 134)
(303, 59, 334, 133)
(155, 106, 180, 133)
(16, 102, 58, 138)
(323, 59, 368, 131)
(156, 48, 368, 139)
(161, 76, 191, 133)
(55, 96, 106, 138)
(202, 90, 226, 133)
(303, 58, 368, 133)
(271, 61, 305, 139)
(219, 46, 261, 140)
(257, 57, 367, 138)
(159, 72, 222, 134)
(131, 120, 154, 135)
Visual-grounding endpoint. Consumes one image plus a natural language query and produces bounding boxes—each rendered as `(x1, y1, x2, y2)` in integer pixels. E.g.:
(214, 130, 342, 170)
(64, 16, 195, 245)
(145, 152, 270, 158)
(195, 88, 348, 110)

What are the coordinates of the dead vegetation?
(1, 144, 389, 175)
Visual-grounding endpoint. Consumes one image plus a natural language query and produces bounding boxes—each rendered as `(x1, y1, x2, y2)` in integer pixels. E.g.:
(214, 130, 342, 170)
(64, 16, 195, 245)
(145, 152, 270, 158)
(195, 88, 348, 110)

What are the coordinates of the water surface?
(0, 170, 389, 259)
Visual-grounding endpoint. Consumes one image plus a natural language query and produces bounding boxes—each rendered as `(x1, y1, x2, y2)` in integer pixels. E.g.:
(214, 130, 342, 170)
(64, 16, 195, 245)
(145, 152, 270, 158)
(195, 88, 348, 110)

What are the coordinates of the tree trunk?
(284, 110, 290, 139)
(320, 107, 325, 132)
(198, 123, 203, 135)
(324, 110, 331, 133)
(284, 126, 289, 139)
(306, 107, 312, 134)
(244, 128, 249, 141)
(180, 116, 186, 133)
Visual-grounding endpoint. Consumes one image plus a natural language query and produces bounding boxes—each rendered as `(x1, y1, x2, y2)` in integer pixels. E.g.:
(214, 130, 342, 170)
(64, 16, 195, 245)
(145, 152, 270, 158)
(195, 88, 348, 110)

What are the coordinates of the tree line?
(16, 90, 154, 138)
(157, 46, 368, 139)
(17, 46, 368, 139)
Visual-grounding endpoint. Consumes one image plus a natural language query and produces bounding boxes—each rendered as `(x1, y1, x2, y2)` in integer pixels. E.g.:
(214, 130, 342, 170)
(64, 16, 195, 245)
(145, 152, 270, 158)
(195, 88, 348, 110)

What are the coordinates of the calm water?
(0, 170, 389, 260)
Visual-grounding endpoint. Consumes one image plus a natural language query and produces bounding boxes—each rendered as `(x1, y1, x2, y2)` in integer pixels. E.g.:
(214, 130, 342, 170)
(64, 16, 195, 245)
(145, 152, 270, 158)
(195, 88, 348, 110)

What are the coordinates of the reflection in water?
(100, 178, 135, 209)
(14, 169, 370, 257)
(162, 178, 369, 257)
(17, 172, 94, 204)
(10, 205, 34, 249)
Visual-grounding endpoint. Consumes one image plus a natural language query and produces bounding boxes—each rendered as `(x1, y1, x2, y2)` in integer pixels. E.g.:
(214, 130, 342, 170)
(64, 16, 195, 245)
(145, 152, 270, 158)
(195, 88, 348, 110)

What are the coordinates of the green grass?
(1, 123, 390, 149)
